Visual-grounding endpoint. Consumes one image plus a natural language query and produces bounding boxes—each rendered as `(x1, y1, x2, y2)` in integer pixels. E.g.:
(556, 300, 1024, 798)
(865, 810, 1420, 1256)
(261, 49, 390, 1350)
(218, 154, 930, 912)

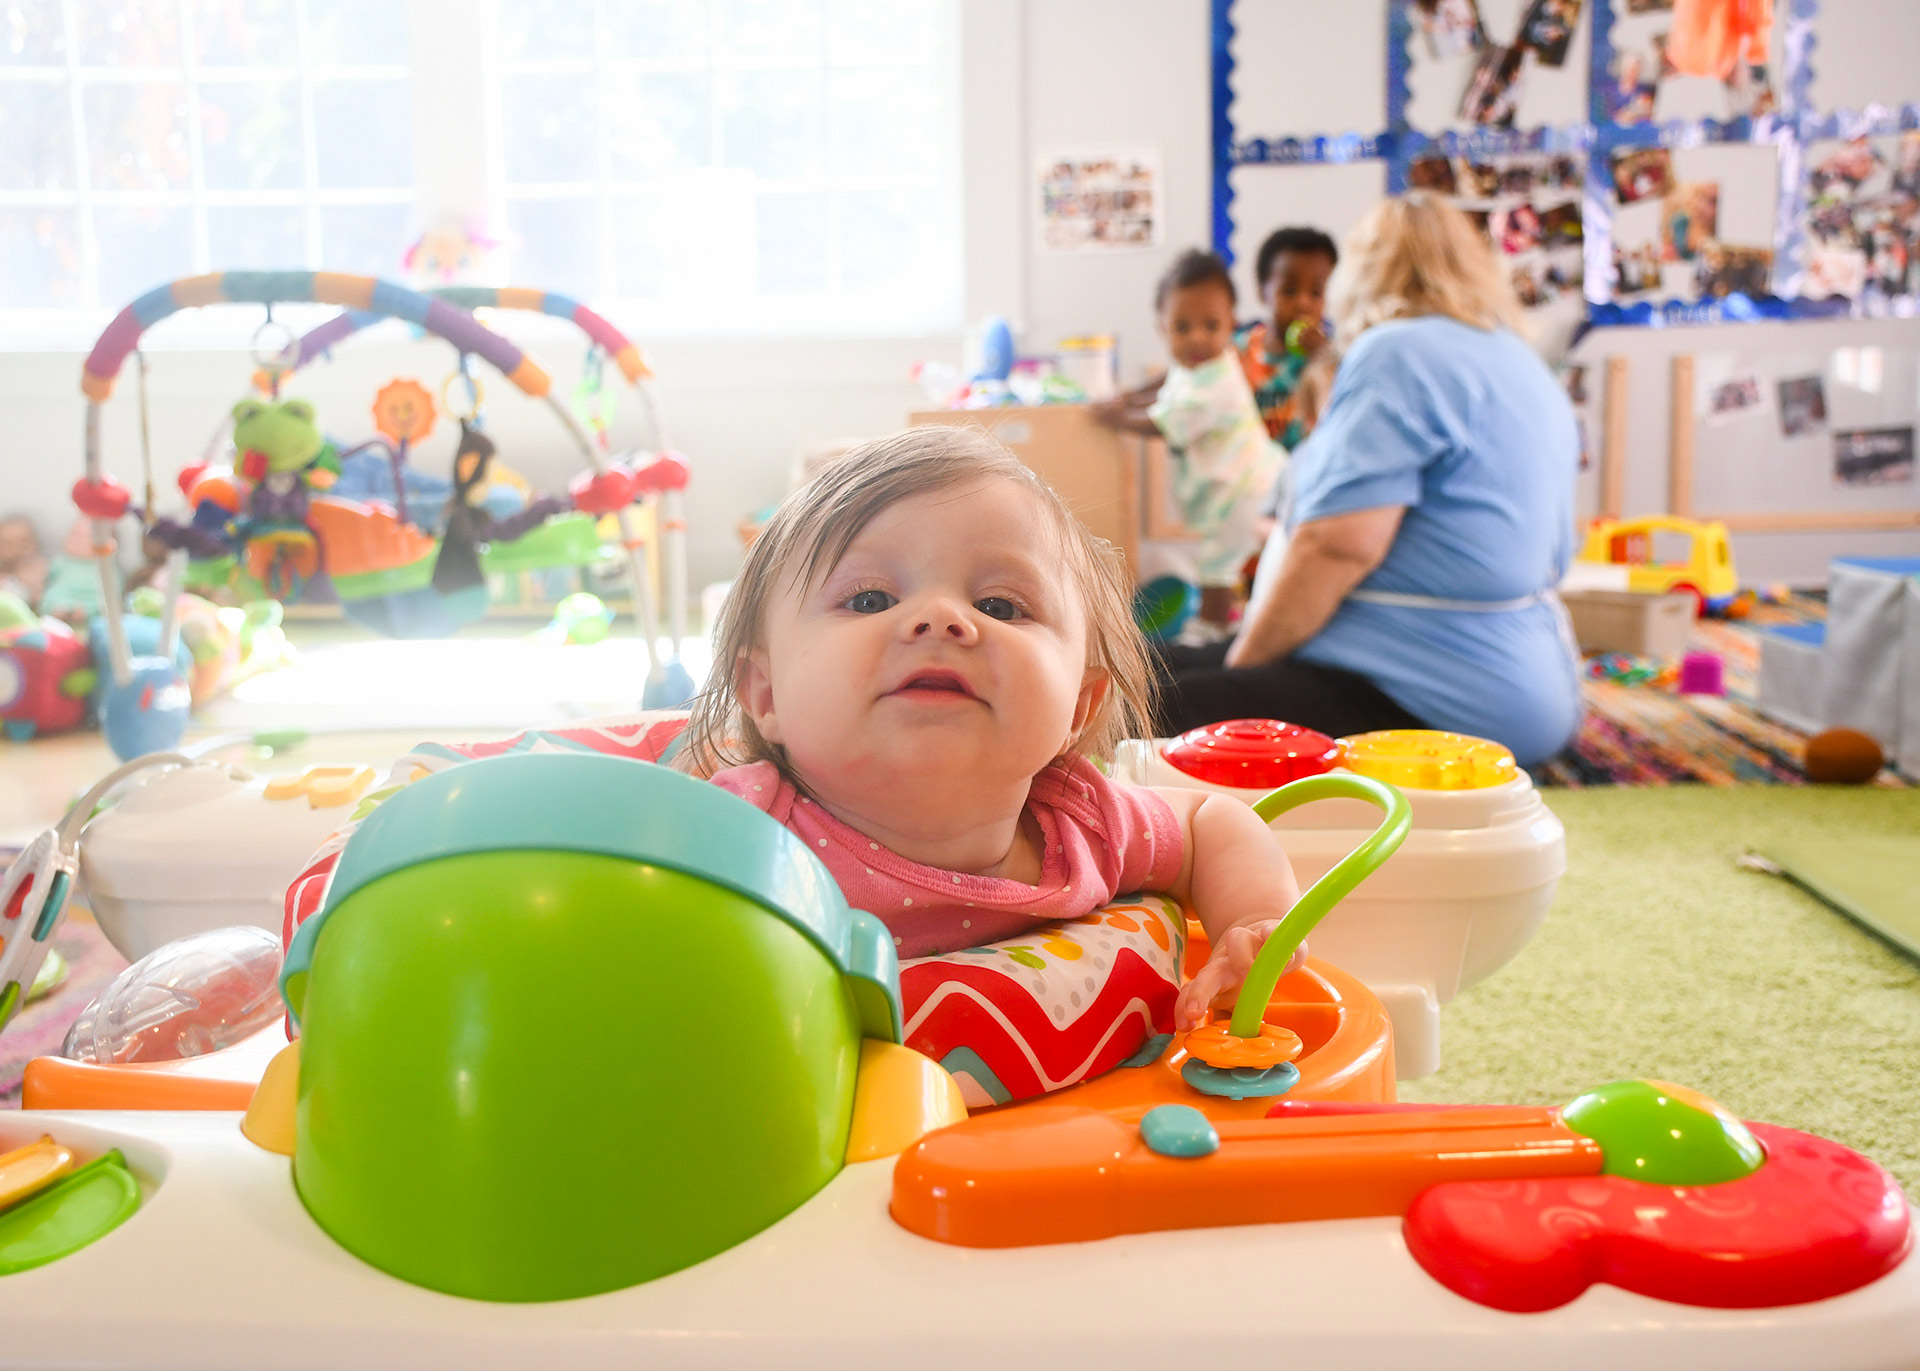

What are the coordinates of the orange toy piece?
(23, 1021, 288, 1112)
(1183, 1018, 1302, 1071)
(891, 1103, 1604, 1249)
(1021, 959, 1395, 1123)
(305, 496, 438, 579)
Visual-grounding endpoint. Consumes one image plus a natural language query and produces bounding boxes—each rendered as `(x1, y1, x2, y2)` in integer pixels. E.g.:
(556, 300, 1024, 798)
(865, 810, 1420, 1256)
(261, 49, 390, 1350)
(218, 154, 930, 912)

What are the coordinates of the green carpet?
(1402, 787, 1920, 1199)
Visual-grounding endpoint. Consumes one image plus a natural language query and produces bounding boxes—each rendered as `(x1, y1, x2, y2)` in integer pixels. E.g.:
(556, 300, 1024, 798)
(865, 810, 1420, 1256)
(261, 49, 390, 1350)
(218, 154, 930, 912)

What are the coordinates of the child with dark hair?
(1237, 226, 1338, 449)
(1094, 248, 1280, 633)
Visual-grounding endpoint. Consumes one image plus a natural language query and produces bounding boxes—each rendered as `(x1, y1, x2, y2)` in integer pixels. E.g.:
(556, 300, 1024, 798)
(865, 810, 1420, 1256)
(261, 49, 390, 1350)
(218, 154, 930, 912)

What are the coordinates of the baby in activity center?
(281, 428, 1305, 1108)
(1095, 250, 1281, 634)
(687, 427, 1304, 1104)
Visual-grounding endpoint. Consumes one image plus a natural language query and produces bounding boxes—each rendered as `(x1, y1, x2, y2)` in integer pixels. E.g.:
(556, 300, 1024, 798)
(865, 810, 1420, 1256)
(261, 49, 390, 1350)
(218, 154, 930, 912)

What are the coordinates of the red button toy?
(1160, 719, 1340, 789)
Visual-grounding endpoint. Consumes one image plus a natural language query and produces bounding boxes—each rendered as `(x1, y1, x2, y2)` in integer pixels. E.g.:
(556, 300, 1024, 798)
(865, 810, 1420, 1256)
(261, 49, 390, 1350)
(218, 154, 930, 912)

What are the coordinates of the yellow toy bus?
(1577, 516, 1738, 614)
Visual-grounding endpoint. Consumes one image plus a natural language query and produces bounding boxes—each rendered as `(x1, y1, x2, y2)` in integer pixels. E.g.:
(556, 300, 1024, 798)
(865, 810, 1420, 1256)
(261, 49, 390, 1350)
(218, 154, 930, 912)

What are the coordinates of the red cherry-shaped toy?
(71, 476, 132, 521)
(1161, 718, 1341, 789)
(176, 462, 209, 498)
(568, 467, 639, 515)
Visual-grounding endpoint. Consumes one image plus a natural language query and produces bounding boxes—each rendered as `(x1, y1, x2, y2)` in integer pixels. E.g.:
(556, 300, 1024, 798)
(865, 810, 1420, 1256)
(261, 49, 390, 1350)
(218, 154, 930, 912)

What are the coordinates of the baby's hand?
(1174, 918, 1308, 1031)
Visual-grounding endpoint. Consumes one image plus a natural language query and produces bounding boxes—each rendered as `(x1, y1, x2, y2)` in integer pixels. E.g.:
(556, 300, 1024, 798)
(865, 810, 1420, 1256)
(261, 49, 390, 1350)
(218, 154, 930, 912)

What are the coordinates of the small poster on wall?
(1833, 427, 1916, 487)
(1777, 376, 1828, 436)
(1707, 375, 1763, 424)
(1035, 149, 1162, 255)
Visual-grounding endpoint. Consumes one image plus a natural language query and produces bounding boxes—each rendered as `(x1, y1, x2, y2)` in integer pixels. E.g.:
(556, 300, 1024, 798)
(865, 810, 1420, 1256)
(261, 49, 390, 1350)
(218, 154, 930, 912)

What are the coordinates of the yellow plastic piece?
(264, 766, 376, 809)
(0, 1137, 74, 1213)
(1577, 515, 1738, 604)
(1339, 729, 1518, 791)
(844, 1040, 967, 1163)
(241, 1041, 300, 1157)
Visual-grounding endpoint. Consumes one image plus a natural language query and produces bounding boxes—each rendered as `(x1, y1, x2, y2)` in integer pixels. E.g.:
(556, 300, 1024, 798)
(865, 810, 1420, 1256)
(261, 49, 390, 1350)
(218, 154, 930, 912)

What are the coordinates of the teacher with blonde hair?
(1155, 193, 1581, 767)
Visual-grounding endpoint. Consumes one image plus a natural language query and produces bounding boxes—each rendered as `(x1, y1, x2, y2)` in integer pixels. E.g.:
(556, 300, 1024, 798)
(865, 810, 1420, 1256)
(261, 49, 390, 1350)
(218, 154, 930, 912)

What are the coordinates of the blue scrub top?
(1284, 316, 1581, 765)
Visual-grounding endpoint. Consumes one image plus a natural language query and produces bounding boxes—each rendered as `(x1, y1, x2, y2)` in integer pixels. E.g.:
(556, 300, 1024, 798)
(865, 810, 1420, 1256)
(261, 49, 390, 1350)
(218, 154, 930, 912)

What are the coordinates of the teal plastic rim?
(281, 752, 903, 1042)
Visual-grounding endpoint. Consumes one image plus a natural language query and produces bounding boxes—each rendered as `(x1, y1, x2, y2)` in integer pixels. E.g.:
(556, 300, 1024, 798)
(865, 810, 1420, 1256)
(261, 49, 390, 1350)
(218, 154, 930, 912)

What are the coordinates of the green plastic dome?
(281, 751, 901, 1302)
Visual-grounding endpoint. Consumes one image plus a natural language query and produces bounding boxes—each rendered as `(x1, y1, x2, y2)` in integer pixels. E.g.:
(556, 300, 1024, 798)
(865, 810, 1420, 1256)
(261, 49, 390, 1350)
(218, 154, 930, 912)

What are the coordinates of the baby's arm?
(1153, 788, 1303, 1030)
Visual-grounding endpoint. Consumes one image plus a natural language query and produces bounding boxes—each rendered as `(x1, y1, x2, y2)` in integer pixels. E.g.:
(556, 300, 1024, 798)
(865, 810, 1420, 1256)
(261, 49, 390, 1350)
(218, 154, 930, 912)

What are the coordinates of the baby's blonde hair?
(1328, 192, 1527, 344)
(683, 425, 1154, 776)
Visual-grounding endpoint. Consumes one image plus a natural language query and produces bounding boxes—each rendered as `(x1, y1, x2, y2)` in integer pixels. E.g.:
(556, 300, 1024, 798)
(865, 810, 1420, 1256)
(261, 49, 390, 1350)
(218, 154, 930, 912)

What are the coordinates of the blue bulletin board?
(1211, 0, 1920, 330)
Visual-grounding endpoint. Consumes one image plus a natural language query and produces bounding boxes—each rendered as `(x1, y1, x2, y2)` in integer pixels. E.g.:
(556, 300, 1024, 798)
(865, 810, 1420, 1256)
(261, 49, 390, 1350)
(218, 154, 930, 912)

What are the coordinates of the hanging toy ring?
(250, 316, 300, 385)
(439, 366, 486, 425)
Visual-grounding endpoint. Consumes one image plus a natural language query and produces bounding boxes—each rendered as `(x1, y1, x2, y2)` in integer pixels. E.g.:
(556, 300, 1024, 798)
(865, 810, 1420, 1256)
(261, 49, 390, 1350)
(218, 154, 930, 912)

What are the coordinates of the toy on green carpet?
(1577, 515, 1738, 616)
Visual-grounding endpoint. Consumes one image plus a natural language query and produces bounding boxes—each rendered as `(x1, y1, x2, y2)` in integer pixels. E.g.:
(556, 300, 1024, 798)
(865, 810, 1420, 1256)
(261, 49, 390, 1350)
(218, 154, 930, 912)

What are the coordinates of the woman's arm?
(1226, 505, 1406, 668)
(1155, 787, 1304, 1029)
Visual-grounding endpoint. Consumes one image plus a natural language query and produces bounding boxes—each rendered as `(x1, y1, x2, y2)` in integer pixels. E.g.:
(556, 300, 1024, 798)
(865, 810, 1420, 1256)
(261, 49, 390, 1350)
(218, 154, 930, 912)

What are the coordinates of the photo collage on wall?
(1412, 0, 1587, 128)
(1604, 144, 1774, 304)
(1601, 0, 1777, 127)
(1799, 134, 1920, 299)
(1408, 150, 1585, 310)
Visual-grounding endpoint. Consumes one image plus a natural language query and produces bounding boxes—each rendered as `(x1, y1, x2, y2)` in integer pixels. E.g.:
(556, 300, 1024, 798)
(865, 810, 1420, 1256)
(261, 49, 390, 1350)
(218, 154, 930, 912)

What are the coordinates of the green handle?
(1228, 774, 1413, 1039)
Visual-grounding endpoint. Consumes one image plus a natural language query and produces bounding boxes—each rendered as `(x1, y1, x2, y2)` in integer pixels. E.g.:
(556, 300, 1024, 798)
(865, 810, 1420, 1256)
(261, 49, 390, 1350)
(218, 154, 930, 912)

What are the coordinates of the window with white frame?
(0, 0, 963, 337)
(493, 0, 962, 334)
(0, 0, 415, 311)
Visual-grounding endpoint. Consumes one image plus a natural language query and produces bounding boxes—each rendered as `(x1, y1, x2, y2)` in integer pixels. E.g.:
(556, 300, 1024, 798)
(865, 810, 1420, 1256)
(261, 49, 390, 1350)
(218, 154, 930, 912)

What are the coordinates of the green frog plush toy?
(232, 398, 339, 527)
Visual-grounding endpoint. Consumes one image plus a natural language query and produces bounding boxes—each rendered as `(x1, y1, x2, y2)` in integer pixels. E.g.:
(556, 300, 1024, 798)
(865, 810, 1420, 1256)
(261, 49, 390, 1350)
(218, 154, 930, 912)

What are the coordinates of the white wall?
(5, 0, 1920, 594)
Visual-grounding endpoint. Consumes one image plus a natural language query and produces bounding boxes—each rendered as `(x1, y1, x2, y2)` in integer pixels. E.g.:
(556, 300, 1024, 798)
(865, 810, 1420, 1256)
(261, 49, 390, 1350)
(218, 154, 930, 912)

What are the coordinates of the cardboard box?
(909, 406, 1140, 575)
(1562, 589, 1695, 658)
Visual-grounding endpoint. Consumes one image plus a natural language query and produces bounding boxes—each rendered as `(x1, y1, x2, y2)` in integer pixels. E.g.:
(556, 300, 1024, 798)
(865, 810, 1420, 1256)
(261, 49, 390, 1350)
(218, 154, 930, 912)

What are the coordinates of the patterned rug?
(1535, 594, 1910, 788)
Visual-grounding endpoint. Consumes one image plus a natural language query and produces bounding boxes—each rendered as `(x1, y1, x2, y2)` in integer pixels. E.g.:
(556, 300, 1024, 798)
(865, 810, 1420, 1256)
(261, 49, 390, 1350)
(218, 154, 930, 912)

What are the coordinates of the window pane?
(305, 0, 407, 65)
(609, 195, 667, 299)
(84, 81, 191, 191)
(609, 170, 751, 304)
(608, 71, 709, 179)
(826, 0, 938, 65)
(496, 0, 593, 62)
(503, 72, 597, 183)
(312, 78, 411, 187)
(836, 189, 915, 290)
(755, 191, 826, 294)
(190, 0, 298, 66)
(506, 196, 599, 300)
(78, 0, 183, 66)
(829, 68, 930, 180)
(198, 81, 302, 189)
(319, 202, 410, 275)
(716, 0, 821, 61)
(0, 208, 82, 305)
(207, 204, 304, 267)
(608, 2, 707, 62)
(94, 204, 193, 304)
(718, 69, 820, 178)
(0, 82, 74, 189)
(1, 1, 67, 65)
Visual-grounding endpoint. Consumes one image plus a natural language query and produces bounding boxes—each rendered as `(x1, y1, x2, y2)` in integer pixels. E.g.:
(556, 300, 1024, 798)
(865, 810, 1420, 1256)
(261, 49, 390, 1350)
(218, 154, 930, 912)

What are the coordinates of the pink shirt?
(710, 756, 1185, 959)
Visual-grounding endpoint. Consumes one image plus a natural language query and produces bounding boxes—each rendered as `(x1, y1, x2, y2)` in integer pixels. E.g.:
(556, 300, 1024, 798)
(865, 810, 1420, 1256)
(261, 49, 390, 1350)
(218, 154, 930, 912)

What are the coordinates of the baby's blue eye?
(976, 597, 1022, 622)
(846, 589, 896, 614)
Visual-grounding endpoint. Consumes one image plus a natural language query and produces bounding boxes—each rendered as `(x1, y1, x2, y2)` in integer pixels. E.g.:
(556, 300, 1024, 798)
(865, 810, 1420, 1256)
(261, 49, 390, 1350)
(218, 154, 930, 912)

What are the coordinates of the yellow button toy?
(1338, 730, 1518, 791)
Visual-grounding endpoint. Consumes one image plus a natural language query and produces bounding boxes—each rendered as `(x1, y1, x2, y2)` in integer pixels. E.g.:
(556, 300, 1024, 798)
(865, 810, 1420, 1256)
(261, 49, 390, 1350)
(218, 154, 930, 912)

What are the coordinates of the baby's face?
(1160, 281, 1236, 370)
(741, 477, 1101, 811)
(1262, 250, 1332, 334)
